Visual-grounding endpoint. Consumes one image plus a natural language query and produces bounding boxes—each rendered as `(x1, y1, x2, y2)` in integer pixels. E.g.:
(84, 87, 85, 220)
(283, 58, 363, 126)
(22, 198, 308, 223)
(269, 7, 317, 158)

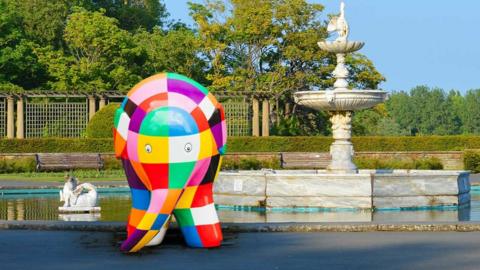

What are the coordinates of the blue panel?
(151, 214, 169, 230)
(168, 107, 199, 136)
(121, 97, 128, 109)
(180, 226, 203, 247)
(219, 145, 227, 155)
(130, 188, 150, 210)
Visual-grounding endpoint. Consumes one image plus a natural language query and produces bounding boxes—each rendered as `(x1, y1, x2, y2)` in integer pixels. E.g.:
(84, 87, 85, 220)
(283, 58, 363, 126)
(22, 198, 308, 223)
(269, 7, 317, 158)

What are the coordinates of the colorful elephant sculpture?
(113, 73, 227, 253)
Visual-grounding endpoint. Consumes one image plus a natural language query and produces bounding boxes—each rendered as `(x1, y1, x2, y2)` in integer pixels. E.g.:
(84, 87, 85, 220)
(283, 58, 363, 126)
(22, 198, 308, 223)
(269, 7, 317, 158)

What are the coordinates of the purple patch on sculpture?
(129, 107, 146, 133)
(167, 79, 205, 104)
(120, 229, 148, 251)
(210, 122, 223, 150)
(122, 159, 146, 190)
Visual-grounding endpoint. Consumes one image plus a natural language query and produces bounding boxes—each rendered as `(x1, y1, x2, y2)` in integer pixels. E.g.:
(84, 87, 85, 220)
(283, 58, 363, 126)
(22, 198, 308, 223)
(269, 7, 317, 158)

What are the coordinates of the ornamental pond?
(1, 186, 479, 223)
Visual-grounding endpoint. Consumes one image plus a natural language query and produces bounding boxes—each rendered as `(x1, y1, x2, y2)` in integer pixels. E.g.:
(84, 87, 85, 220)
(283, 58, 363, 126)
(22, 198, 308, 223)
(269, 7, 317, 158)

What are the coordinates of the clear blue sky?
(164, 0, 480, 93)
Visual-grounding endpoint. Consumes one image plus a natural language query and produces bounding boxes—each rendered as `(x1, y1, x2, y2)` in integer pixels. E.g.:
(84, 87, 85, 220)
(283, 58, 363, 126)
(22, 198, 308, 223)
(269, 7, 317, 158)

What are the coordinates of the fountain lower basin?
(214, 170, 470, 210)
(294, 89, 388, 111)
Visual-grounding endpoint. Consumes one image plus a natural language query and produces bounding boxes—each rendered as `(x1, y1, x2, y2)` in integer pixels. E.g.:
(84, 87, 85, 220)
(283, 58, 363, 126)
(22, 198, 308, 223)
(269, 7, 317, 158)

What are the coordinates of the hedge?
(86, 103, 119, 138)
(0, 136, 479, 153)
(355, 157, 443, 170)
(464, 151, 480, 173)
(0, 138, 114, 153)
(227, 136, 480, 152)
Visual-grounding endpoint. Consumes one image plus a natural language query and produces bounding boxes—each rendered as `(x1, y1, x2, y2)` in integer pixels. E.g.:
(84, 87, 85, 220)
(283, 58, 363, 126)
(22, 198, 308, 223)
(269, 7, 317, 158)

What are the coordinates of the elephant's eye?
(184, 143, 192, 153)
(145, 144, 152, 153)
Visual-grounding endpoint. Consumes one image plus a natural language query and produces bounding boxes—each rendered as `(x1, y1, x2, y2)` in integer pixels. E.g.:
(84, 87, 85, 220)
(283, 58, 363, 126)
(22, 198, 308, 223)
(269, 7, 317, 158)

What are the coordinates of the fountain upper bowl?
(294, 89, 388, 111)
(317, 41, 365, 54)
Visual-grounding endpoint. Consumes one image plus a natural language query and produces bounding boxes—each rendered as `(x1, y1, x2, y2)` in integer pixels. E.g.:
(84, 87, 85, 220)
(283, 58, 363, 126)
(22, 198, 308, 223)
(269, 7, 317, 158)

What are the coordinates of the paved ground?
(1, 230, 480, 270)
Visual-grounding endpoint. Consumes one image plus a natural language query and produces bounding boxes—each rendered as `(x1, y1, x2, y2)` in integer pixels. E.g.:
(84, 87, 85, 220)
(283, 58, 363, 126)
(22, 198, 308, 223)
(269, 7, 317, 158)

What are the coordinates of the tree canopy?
(0, 0, 479, 136)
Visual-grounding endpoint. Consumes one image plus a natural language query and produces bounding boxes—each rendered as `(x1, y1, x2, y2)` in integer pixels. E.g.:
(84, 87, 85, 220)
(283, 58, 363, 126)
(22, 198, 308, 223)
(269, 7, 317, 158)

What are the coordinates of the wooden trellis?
(0, 98, 5, 138)
(0, 90, 274, 138)
(25, 98, 88, 138)
(217, 96, 252, 137)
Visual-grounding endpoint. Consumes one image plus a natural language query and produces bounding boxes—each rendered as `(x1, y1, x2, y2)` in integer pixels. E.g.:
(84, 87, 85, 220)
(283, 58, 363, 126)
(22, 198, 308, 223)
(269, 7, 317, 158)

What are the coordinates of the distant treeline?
(273, 86, 480, 137)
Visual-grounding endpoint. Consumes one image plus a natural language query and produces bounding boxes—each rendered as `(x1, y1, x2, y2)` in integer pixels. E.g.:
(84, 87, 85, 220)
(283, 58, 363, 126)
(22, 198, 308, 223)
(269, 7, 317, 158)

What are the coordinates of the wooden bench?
(35, 153, 104, 171)
(280, 152, 331, 169)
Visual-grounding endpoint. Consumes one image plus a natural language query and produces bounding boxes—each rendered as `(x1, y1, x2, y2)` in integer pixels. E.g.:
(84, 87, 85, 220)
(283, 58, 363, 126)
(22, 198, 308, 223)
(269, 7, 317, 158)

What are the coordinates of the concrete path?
(1, 230, 480, 270)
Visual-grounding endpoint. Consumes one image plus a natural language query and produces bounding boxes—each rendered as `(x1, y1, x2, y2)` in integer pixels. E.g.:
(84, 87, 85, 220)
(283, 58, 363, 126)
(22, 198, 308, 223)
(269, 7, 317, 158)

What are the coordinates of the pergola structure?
(0, 91, 275, 139)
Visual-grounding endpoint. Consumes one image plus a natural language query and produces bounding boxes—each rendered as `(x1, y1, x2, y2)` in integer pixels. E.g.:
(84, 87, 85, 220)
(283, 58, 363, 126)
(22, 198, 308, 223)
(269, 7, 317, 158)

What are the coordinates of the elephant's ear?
(215, 102, 227, 156)
(113, 127, 128, 159)
(113, 106, 129, 159)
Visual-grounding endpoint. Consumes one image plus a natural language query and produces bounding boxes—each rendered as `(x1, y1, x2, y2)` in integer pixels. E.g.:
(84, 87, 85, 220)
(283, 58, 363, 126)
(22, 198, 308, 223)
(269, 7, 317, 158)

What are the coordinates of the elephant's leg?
(145, 216, 171, 246)
(121, 188, 183, 252)
(173, 182, 222, 248)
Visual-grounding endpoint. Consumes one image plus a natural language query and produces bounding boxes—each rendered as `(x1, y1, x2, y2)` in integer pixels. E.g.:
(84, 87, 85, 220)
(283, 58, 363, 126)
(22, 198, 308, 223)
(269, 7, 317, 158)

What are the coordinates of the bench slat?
(36, 153, 104, 171)
(281, 152, 331, 169)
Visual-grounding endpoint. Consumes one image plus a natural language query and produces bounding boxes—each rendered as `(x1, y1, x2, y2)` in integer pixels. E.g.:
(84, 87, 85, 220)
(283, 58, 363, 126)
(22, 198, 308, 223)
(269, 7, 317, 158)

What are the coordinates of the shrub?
(222, 156, 281, 170)
(0, 157, 36, 173)
(464, 151, 480, 173)
(103, 156, 123, 170)
(86, 103, 120, 138)
(355, 157, 443, 170)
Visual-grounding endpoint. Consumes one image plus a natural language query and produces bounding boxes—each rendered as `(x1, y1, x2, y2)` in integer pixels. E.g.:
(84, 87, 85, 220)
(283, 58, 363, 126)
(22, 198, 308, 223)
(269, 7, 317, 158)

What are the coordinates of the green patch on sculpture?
(139, 107, 169, 136)
(173, 208, 195, 227)
(168, 161, 196, 189)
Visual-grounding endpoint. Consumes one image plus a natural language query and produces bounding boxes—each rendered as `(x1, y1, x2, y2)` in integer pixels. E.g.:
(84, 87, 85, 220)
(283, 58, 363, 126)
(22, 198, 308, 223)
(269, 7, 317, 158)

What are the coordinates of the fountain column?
(328, 111, 357, 173)
(333, 53, 349, 90)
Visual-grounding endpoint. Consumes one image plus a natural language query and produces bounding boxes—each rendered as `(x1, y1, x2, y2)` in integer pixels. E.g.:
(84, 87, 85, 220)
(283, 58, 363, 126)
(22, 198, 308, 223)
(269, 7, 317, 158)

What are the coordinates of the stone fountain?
(294, 1, 387, 174)
(212, 2, 470, 211)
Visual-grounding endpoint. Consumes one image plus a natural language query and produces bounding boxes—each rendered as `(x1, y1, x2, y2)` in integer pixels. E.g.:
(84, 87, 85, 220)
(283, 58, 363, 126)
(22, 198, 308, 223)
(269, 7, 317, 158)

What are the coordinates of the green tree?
(5, 0, 69, 47)
(79, 0, 168, 31)
(38, 8, 145, 92)
(134, 27, 207, 83)
(462, 89, 480, 134)
(386, 86, 465, 136)
(352, 105, 386, 136)
(0, 1, 48, 90)
(190, 0, 384, 135)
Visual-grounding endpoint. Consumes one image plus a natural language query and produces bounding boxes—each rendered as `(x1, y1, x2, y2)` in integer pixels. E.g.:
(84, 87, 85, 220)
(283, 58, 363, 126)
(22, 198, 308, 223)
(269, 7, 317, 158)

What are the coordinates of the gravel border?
(2, 220, 480, 233)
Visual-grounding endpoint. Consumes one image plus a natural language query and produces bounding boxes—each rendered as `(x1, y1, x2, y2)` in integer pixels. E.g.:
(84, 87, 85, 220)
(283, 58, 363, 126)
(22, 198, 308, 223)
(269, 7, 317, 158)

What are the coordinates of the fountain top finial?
(327, 1, 349, 43)
(319, 1, 363, 54)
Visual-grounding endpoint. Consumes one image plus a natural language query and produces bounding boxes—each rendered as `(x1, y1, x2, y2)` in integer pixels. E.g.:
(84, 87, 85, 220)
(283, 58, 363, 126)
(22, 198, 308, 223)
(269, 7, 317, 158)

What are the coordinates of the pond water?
(1, 187, 479, 223)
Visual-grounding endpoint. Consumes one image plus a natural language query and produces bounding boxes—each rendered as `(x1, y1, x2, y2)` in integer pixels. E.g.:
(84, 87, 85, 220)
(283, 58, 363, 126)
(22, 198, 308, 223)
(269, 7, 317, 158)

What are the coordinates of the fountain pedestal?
(328, 111, 357, 173)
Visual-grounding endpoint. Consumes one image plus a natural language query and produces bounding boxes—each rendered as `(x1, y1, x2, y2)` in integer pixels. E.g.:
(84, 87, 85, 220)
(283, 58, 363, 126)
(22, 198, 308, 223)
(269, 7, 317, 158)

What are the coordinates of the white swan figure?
(60, 177, 98, 208)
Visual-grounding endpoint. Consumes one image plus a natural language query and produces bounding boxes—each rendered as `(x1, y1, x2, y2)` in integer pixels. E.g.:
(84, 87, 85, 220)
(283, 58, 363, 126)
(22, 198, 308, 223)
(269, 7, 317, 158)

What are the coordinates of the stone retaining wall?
(214, 170, 470, 209)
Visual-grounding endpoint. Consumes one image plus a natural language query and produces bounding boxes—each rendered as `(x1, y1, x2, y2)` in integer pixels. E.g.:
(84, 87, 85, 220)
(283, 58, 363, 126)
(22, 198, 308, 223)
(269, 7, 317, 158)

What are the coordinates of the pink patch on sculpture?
(147, 189, 169, 213)
(130, 78, 168, 105)
(168, 92, 198, 113)
(127, 131, 140, 162)
(187, 157, 211, 187)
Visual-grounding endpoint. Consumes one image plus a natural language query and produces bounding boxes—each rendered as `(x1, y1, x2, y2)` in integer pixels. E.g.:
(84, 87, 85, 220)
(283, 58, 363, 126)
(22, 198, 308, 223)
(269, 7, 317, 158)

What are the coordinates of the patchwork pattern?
(114, 73, 226, 253)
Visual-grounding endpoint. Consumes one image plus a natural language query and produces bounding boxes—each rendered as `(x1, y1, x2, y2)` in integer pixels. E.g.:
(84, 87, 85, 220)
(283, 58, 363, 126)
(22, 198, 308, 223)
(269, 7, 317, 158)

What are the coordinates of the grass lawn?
(0, 170, 126, 182)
